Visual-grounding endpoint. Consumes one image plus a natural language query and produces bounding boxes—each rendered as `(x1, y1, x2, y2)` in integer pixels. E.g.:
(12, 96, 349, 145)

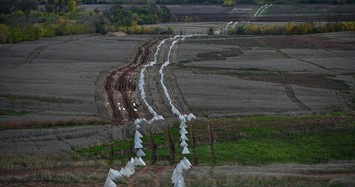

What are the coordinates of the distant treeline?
(83, 0, 354, 4)
(225, 22, 355, 35)
(0, 1, 171, 43)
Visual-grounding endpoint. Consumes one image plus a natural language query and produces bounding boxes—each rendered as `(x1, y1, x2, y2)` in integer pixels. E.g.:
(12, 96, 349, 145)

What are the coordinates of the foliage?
(227, 22, 355, 35)
(45, 0, 79, 13)
(223, 0, 236, 6)
(0, 3, 172, 43)
(0, 24, 9, 43)
(167, 26, 174, 34)
(106, 5, 171, 27)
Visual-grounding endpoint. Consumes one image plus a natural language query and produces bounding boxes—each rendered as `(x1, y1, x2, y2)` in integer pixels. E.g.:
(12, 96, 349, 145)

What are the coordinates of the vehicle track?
(104, 39, 159, 125)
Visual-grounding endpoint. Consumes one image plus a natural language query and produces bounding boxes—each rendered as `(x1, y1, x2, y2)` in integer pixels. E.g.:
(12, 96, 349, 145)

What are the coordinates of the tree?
(160, 6, 170, 22)
(68, 0, 76, 13)
(46, 0, 76, 13)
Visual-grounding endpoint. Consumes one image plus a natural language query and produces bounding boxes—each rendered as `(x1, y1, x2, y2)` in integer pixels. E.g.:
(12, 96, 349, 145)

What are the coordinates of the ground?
(1, 6, 355, 187)
(173, 32, 355, 117)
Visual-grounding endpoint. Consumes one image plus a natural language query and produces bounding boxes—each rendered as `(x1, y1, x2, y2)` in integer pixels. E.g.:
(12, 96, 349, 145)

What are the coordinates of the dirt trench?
(104, 39, 159, 125)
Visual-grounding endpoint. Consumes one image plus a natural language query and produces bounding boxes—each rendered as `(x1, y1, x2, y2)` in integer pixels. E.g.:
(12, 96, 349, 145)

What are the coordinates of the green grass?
(74, 113, 355, 167)
(0, 110, 26, 116)
(76, 139, 132, 159)
(195, 123, 355, 165)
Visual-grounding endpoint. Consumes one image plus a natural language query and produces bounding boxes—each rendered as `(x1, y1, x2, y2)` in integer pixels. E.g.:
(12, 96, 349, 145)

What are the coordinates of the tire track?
(104, 39, 159, 125)
(283, 84, 311, 111)
(22, 45, 47, 64)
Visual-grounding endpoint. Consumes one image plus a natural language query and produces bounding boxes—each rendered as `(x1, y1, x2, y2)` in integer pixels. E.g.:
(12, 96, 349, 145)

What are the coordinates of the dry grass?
(0, 154, 109, 170)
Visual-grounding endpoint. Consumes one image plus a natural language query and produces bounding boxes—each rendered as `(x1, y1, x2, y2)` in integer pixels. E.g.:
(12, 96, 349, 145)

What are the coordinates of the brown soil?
(104, 39, 159, 125)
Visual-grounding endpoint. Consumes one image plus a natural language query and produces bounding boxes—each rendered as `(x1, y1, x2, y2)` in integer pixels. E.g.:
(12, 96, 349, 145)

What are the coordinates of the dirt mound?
(107, 31, 128, 37)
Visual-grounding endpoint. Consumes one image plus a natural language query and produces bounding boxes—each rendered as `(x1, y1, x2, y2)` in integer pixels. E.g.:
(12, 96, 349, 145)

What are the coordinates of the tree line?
(221, 22, 355, 35)
(80, 0, 353, 5)
(0, 1, 172, 43)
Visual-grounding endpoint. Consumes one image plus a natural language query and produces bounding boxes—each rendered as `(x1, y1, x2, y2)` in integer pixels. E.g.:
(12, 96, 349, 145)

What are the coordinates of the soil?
(174, 32, 355, 116)
(104, 39, 159, 125)
(0, 34, 148, 125)
(1, 163, 354, 186)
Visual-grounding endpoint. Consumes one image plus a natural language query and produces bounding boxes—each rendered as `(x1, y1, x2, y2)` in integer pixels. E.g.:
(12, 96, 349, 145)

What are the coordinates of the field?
(173, 32, 355, 116)
(1, 4, 355, 187)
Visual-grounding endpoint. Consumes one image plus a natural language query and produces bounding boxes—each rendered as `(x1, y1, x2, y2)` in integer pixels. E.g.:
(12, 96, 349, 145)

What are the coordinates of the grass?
(0, 118, 105, 130)
(0, 110, 26, 116)
(73, 112, 355, 167)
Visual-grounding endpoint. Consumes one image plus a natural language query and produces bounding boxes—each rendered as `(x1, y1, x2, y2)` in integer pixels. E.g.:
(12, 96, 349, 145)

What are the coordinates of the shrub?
(228, 22, 355, 36)
(0, 24, 9, 43)
(10, 27, 23, 43)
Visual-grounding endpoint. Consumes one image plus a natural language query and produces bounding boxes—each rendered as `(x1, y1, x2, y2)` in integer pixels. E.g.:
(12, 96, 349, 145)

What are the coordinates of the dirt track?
(104, 39, 159, 125)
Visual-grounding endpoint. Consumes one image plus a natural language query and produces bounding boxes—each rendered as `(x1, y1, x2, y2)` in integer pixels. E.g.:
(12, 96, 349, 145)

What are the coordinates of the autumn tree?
(223, 0, 235, 6)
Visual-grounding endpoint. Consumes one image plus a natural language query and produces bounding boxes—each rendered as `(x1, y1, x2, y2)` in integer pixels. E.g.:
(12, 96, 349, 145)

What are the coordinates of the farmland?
(1, 3, 355, 187)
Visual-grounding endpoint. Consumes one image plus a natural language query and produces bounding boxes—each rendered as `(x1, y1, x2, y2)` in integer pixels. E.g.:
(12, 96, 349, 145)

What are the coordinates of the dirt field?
(0, 34, 154, 157)
(170, 32, 355, 117)
(0, 34, 149, 125)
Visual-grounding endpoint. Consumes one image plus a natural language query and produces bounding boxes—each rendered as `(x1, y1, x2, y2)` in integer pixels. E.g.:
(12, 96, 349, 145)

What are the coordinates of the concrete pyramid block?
(180, 140, 188, 148)
(179, 127, 188, 135)
(182, 147, 190, 154)
(136, 148, 146, 157)
(183, 157, 192, 168)
(179, 115, 186, 123)
(134, 141, 143, 149)
(187, 113, 196, 121)
(134, 136, 143, 144)
(180, 134, 188, 141)
(104, 176, 117, 187)
(135, 130, 143, 138)
(108, 168, 121, 180)
(179, 121, 187, 129)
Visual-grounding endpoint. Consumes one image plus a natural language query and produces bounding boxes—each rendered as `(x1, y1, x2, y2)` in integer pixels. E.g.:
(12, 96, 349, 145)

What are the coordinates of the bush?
(10, 27, 23, 43)
(0, 24, 9, 43)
